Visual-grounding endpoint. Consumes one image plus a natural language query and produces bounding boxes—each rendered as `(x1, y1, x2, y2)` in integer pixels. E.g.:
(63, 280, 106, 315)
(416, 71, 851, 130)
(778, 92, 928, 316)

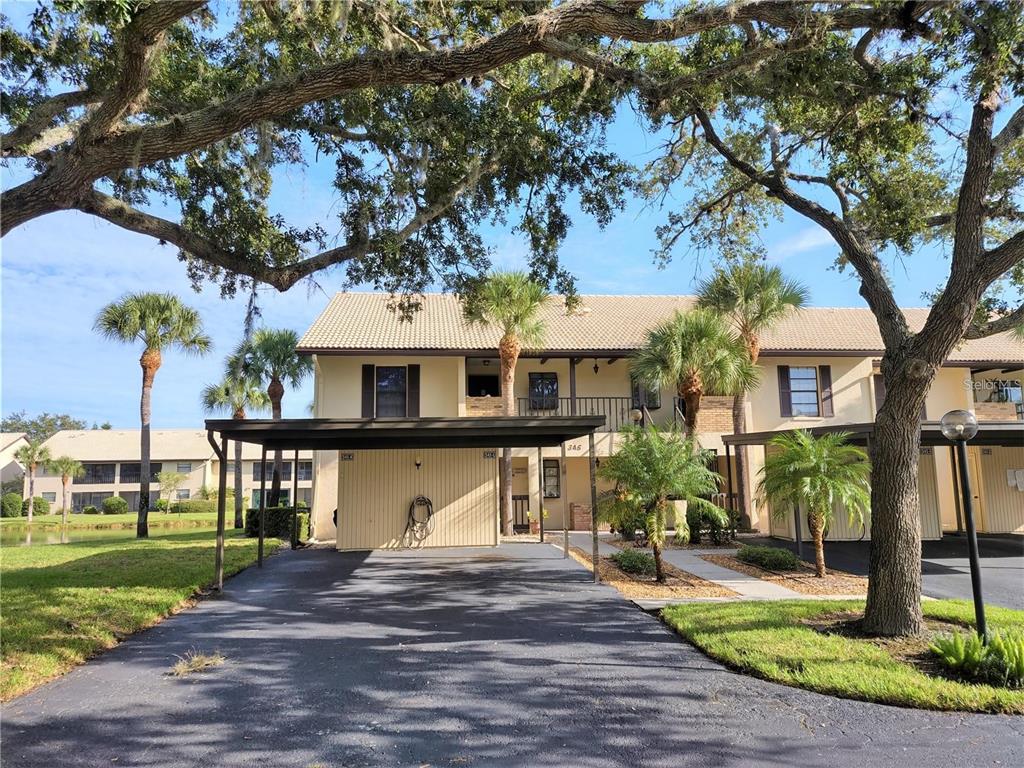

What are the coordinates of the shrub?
(21, 496, 50, 517)
(686, 502, 729, 545)
(1, 492, 22, 518)
(244, 507, 309, 540)
(83, 505, 100, 515)
(168, 499, 216, 515)
(102, 496, 129, 515)
(931, 631, 1024, 688)
(154, 498, 169, 512)
(736, 545, 801, 571)
(610, 548, 657, 577)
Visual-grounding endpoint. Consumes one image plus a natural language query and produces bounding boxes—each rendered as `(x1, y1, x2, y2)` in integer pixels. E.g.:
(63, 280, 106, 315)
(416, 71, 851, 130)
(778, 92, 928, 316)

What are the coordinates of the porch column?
(537, 446, 545, 542)
(258, 445, 267, 567)
(589, 431, 599, 584)
(292, 448, 299, 549)
(561, 441, 568, 558)
(724, 442, 733, 536)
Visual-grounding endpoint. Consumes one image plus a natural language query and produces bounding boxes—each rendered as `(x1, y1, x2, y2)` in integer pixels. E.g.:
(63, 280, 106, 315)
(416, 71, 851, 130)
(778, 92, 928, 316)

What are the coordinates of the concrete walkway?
(3, 545, 1021, 768)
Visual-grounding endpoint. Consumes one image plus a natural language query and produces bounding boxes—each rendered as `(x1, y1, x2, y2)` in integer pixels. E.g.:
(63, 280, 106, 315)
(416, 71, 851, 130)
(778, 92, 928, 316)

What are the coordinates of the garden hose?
(404, 495, 434, 546)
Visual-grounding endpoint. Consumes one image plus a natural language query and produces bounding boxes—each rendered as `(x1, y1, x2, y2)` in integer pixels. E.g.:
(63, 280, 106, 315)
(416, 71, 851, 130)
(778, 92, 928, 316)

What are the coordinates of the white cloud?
(766, 227, 836, 263)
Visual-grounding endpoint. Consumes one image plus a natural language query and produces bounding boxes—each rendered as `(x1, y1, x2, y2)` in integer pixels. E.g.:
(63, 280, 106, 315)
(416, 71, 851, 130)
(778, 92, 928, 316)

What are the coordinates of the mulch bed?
(608, 536, 739, 552)
(561, 544, 736, 600)
(701, 553, 869, 596)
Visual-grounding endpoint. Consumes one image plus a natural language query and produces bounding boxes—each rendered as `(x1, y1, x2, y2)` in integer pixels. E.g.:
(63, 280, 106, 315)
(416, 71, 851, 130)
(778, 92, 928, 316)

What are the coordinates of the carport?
(204, 416, 606, 589)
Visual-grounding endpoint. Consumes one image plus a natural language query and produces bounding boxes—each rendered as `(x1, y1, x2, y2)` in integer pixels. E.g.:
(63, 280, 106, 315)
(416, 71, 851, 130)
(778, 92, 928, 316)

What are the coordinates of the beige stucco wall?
(976, 446, 1024, 533)
(335, 448, 498, 549)
(30, 458, 214, 509)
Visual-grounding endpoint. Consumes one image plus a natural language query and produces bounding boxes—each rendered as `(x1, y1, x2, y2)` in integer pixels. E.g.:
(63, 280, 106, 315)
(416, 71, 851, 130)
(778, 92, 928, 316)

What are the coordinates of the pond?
(0, 525, 219, 548)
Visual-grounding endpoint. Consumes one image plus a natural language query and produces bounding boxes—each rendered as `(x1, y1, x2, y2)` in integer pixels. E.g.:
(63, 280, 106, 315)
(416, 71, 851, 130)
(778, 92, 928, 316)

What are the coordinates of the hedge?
(167, 499, 216, 514)
(102, 496, 129, 515)
(610, 548, 657, 577)
(736, 545, 802, 571)
(21, 496, 50, 517)
(2, 492, 22, 518)
(83, 505, 101, 515)
(245, 507, 309, 541)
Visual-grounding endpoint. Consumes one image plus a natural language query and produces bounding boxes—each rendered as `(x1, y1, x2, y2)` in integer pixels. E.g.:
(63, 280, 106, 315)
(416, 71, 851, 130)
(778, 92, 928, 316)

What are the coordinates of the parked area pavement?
(3, 544, 1022, 767)
(746, 533, 1024, 610)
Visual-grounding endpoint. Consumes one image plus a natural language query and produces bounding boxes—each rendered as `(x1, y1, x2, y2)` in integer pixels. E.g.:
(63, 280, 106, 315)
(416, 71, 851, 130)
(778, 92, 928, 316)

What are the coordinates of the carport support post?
(724, 442, 734, 538)
(589, 432, 599, 584)
(536, 447, 544, 542)
(292, 448, 299, 549)
(561, 441, 568, 558)
(207, 432, 228, 591)
(258, 446, 267, 567)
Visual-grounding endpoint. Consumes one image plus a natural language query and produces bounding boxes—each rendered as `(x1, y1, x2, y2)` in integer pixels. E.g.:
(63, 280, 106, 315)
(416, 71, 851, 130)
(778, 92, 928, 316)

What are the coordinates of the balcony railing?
(517, 396, 638, 432)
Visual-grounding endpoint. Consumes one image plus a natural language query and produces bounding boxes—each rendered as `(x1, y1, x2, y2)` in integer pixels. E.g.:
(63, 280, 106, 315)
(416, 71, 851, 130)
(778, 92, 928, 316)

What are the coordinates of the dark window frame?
(631, 377, 662, 410)
(252, 461, 293, 481)
(375, 365, 408, 418)
(542, 458, 561, 498)
(528, 372, 559, 410)
(81, 463, 116, 484)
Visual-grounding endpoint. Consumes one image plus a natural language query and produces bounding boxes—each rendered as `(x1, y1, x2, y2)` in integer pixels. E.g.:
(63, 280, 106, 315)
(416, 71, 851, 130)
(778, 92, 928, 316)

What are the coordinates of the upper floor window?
(253, 461, 292, 481)
(81, 463, 115, 484)
(528, 372, 559, 410)
(777, 365, 834, 418)
(376, 366, 408, 417)
(631, 377, 662, 410)
(361, 364, 420, 418)
(297, 461, 313, 481)
(176, 462, 192, 473)
(119, 462, 162, 483)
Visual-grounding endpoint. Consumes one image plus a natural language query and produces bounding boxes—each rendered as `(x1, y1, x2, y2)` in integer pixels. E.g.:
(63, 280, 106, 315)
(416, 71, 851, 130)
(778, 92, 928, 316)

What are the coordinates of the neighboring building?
(299, 293, 1024, 549)
(0, 432, 29, 486)
(30, 429, 313, 511)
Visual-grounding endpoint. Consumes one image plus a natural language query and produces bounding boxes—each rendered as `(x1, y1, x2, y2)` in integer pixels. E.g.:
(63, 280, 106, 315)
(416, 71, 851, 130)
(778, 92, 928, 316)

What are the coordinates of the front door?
(966, 448, 988, 532)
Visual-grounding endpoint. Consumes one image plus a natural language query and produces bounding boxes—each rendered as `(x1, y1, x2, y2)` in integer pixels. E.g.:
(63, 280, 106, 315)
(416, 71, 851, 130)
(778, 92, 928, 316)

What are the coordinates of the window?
(119, 463, 162, 483)
(542, 459, 560, 498)
(528, 372, 559, 410)
(42, 492, 56, 503)
(81, 463, 115, 484)
(297, 461, 313, 481)
(176, 462, 192, 473)
(251, 489, 290, 507)
(777, 365, 833, 418)
(375, 366, 408, 417)
(631, 377, 661, 410)
(253, 461, 292, 481)
(176, 489, 190, 500)
(71, 491, 113, 511)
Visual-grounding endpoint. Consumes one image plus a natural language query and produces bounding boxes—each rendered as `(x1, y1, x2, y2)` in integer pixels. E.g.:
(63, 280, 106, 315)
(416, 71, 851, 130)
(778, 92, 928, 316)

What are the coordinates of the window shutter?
(777, 365, 792, 417)
(819, 365, 834, 417)
(361, 364, 375, 418)
(407, 364, 421, 418)
(873, 374, 886, 414)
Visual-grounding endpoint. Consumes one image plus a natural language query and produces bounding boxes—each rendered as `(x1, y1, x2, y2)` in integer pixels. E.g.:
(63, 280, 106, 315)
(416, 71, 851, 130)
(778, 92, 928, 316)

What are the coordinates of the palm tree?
(201, 372, 270, 528)
(95, 292, 212, 538)
(234, 328, 312, 506)
(462, 272, 550, 537)
(598, 426, 724, 582)
(14, 439, 51, 523)
(697, 263, 808, 525)
(758, 430, 871, 577)
(631, 309, 758, 440)
(47, 455, 83, 526)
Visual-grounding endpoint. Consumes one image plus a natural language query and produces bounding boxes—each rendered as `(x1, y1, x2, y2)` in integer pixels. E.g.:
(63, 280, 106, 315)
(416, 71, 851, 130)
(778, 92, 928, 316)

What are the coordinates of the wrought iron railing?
(517, 396, 640, 432)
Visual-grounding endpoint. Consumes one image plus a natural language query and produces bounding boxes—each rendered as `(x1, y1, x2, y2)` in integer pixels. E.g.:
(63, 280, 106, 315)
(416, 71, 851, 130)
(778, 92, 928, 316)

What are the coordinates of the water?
(0, 524, 219, 548)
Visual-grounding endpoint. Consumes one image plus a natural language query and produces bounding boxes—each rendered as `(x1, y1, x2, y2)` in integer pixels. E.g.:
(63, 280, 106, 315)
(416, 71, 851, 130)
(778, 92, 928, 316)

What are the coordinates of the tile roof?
(298, 293, 1024, 363)
(40, 429, 313, 462)
(0, 433, 28, 452)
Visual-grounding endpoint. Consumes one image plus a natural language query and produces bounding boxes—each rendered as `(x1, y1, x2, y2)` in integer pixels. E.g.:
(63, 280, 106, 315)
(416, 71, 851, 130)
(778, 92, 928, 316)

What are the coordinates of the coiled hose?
(404, 495, 434, 546)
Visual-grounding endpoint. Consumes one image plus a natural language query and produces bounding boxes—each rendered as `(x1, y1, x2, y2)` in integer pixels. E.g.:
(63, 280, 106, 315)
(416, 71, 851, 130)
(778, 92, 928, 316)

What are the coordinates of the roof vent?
(572, 305, 593, 317)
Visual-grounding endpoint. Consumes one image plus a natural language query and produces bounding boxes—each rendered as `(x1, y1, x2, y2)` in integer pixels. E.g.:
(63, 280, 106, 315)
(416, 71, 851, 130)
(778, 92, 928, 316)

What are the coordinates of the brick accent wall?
(975, 402, 1020, 421)
(465, 396, 506, 417)
(699, 396, 735, 434)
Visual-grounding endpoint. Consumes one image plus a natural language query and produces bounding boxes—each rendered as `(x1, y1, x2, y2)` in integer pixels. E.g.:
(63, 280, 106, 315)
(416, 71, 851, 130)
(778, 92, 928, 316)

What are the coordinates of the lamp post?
(940, 409, 987, 641)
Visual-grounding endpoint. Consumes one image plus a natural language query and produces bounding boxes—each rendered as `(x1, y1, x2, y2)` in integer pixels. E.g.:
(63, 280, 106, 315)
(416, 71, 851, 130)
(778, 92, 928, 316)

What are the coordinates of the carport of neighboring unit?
(721, 420, 1024, 540)
(204, 416, 606, 588)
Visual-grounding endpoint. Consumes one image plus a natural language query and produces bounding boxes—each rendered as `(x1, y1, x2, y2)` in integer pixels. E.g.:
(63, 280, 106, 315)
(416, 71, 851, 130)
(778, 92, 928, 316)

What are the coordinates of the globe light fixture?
(940, 409, 979, 441)
(940, 408, 987, 641)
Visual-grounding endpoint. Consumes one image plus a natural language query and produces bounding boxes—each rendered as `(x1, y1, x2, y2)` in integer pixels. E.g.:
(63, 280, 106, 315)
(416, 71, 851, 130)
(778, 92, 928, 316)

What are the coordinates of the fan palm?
(201, 372, 270, 527)
(758, 430, 871, 577)
(14, 439, 51, 522)
(598, 426, 724, 582)
(697, 263, 808, 524)
(47, 455, 83, 526)
(95, 292, 211, 537)
(233, 328, 312, 506)
(462, 272, 550, 537)
(630, 309, 758, 440)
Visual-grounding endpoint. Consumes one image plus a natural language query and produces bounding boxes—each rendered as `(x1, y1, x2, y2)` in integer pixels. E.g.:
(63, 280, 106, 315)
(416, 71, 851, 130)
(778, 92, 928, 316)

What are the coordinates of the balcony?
(516, 396, 638, 432)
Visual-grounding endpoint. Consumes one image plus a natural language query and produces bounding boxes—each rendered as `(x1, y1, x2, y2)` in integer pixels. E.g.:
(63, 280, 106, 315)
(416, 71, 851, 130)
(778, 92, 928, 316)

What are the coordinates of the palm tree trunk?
(27, 466, 35, 523)
(268, 378, 284, 507)
(233, 439, 244, 529)
(652, 540, 665, 583)
(138, 348, 161, 539)
(731, 394, 750, 529)
(61, 478, 69, 526)
(498, 334, 520, 538)
(681, 390, 701, 440)
(809, 510, 827, 577)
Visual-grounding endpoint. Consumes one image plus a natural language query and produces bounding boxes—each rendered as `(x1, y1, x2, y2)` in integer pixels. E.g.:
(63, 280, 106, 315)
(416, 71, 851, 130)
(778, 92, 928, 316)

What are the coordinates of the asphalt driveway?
(746, 533, 1024, 609)
(2, 544, 1022, 767)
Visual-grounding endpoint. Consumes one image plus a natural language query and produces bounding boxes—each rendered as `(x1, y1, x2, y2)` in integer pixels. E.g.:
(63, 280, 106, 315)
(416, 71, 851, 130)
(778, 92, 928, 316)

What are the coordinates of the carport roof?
(721, 420, 1024, 448)
(205, 416, 606, 451)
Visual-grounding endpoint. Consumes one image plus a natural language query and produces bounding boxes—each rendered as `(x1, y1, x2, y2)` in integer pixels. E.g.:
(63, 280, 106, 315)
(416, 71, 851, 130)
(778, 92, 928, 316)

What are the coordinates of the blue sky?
(1, 102, 954, 430)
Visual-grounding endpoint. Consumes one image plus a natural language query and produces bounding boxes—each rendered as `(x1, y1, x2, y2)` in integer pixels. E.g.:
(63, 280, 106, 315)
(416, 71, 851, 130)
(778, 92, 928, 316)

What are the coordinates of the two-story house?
(299, 293, 1023, 549)
(31, 429, 314, 511)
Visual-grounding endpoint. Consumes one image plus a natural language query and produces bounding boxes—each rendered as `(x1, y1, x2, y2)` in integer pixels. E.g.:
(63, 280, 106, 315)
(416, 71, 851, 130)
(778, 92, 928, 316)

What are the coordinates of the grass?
(662, 599, 1024, 714)
(0, 528, 279, 700)
(0, 510, 221, 529)
(169, 649, 226, 677)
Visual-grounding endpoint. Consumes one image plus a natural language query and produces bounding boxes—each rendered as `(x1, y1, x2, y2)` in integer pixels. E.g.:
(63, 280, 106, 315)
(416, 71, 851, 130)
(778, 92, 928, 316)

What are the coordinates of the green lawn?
(662, 600, 1024, 714)
(0, 529, 279, 701)
(0, 510, 221, 529)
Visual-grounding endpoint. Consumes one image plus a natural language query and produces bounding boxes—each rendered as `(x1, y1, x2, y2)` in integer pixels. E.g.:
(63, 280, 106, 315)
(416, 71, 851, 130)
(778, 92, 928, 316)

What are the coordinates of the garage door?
(336, 448, 499, 550)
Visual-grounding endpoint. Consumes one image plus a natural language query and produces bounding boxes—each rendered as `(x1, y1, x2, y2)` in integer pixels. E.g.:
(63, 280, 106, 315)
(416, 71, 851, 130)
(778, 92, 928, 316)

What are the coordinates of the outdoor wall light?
(940, 408, 986, 640)
(593, 361, 600, 375)
(415, 456, 423, 471)
(629, 408, 643, 424)
(940, 409, 979, 441)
